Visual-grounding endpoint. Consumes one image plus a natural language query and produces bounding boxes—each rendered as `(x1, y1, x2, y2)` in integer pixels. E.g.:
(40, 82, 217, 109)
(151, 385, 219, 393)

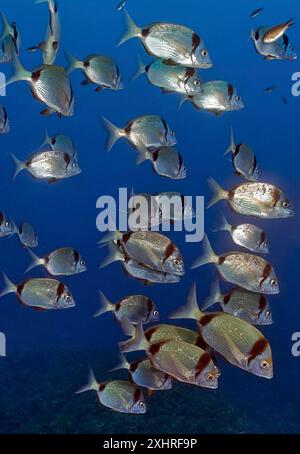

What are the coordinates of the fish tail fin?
(224, 126, 235, 155)
(109, 351, 130, 372)
(135, 141, 150, 165)
(178, 95, 188, 111)
(119, 320, 149, 354)
(169, 282, 203, 320)
(207, 177, 228, 209)
(75, 367, 99, 394)
(25, 249, 44, 273)
(213, 215, 231, 233)
(132, 54, 146, 81)
(41, 130, 51, 148)
(101, 117, 125, 152)
(98, 214, 121, 244)
(93, 291, 114, 318)
(99, 242, 124, 269)
(0, 11, 11, 40)
(64, 50, 82, 74)
(191, 234, 218, 269)
(117, 9, 142, 46)
(202, 280, 222, 310)
(0, 272, 17, 298)
(286, 18, 295, 28)
(10, 153, 26, 181)
(4, 53, 31, 89)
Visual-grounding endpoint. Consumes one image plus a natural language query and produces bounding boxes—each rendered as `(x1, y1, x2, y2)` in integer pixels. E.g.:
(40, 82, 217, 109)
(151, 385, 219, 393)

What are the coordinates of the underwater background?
(0, 0, 300, 434)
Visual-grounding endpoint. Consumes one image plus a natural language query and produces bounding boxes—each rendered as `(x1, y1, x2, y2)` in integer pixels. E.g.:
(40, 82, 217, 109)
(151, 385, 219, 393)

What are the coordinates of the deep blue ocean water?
(0, 0, 300, 434)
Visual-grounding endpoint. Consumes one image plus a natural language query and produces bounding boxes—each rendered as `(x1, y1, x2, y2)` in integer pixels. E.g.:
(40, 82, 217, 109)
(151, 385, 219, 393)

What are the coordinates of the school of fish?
(0, 2, 296, 415)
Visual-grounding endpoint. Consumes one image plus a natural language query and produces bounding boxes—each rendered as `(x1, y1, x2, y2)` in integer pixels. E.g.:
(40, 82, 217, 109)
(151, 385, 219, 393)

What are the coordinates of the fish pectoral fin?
(162, 88, 174, 95)
(48, 178, 59, 184)
(33, 307, 46, 312)
(264, 55, 277, 61)
(223, 334, 246, 365)
(147, 389, 155, 398)
(95, 86, 103, 92)
(40, 108, 54, 116)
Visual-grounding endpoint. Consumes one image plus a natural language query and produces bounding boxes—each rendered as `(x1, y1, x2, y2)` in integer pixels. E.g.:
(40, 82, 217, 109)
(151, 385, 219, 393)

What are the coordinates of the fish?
(0, 273, 75, 310)
(224, 127, 259, 181)
(251, 26, 297, 60)
(17, 222, 38, 248)
(0, 105, 9, 133)
(263, 19, 295, 44)
(133, 56, 203, 95)
(207, 177, 294, 219)
(191, 235, 279, 294)
(116, 1, 126, 12)
(65, 52, 123, 91)
(11, 150, 81, 183)
(181, 81, 244, 115)
(0, 11, 20, 63)
(111, 353, 173, 391)
(28, 0, 61, 65)
(120, 322, 219, 389)
(100, 242, 181, 285)
(94, 292, 159, 324)
(100, 230, 185, 276)
(214, 216, 269, 254)
(41, 131, 76, 156)
(26, 248, 87, 275)
(250, 8, 264, 19)
(170, 283, 273, 379)
(3, 54, 74, 117)
(76, 369, 146, 414)
(118, 10, 212, 69)
(264, 86, 275, 94)
(203, 280, 273, 326)
(128, 191, 161, 230)
(101, 115, 177, 152)
(0, 212, 16, 238)
(135, 146, 186, 180)
(155, 192, 195, 223)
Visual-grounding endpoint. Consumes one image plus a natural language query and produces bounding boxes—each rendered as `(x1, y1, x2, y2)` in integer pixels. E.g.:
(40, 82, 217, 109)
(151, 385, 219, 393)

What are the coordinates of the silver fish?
(28, 0, 61, 65)
(203, 280, 273, 326)
(26, 247, 87, 275)
(102, 115, 177, 152)
(250, 8, 264, 19)
(144, 324, 202, 345)
(214, 216, 269, 254)
(11, 150, 81, 182)
(251, 26, 297, 60)
(128, 192, 161, 230)
(76, 369, 146, 414)
(41, 131, 76, 156)
(4, 54, 74, 117)
(191, 235, 279, 294)
(225, 127, 259, 181)
(112, 353, 173, 392)
(155, 192, 195, 223)
(263, 19, 294, 44)
(170, 283, 273, 379)
(0, 11, 20, 63)
(136, 146, 186, 180)
(65, 52, 123, 91)
(0, 105, 9, 133)
(133, 57, 203, 95)
(0, 273, 75, 310)
(120, 322, 219, 389)
(181, 81, 244, 115)
(100, 242, 181, 285)
(207, 178, 294, 219)
(100, 230, 185, 276)
(0, 212, 15, 238)
(118, 10, 213, 69)
(18, 222, 38, 248)
(94, 292, 159, 324)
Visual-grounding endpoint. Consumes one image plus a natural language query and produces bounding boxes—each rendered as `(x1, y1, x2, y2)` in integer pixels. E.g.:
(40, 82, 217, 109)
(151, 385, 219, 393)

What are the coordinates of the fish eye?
(206, 373, 214, 381)
(270, 279, 276, 287)
(4, 221, 10, 227)
(201, 49, 208, 57)
(170, 131, 175, 137)
(72, 163, 78, 168)
(264, 243, 268, 248)
(173, 258, 181, 266)
(139, 401, 145, 408)
(80, 260, 85, 266)
(153, 310, 159, 316)
(265, 310, 271, 317)
(235, 95, 241, 102)
(282, 201, 289, 208)
(193, 80, 201, 86)
(291, 45, 295, 51)
(260, 360, 269, 369)
(64, 294, 72, 303)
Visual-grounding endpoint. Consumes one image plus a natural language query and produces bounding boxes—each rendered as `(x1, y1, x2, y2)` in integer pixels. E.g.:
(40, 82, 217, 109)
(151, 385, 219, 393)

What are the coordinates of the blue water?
(0, 0, 300, 434)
